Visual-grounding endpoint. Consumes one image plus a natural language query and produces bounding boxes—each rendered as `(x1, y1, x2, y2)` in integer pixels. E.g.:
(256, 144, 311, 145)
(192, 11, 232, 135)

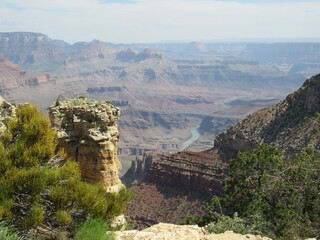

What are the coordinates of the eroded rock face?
(48, 98, 123, 192)
(121, 152, 157, 186)
(115, 223, 272, 240)
(214, 73, 320, 156)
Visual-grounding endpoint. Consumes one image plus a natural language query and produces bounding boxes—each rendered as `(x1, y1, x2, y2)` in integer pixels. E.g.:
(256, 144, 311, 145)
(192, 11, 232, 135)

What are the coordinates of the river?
(176, 127, 200, 152)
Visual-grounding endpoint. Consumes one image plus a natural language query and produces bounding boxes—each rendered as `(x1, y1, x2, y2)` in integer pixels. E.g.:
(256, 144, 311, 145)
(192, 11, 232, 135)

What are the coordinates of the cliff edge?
(115, 223, 271, 240)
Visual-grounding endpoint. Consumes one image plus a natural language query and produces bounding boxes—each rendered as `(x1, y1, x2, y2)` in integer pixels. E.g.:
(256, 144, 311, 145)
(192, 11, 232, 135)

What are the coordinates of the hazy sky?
(0, 0, 319, 43)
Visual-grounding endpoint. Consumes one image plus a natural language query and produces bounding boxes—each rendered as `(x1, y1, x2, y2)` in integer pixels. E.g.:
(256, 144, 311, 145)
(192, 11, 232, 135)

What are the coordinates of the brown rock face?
(145, 151, 226, 196)
(125, 151, 226, 196)
(48, 98, 123, 192)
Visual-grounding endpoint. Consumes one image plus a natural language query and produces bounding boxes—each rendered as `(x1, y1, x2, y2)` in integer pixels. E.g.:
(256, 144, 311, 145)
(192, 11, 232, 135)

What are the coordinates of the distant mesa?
(0, 32, 68, 72)
(135, 48, 163, 62)
(116, 49, 139, 62)
(0, 56, 51, 91)
(116, 48, 163, 62)
(87, 86, 124, 93)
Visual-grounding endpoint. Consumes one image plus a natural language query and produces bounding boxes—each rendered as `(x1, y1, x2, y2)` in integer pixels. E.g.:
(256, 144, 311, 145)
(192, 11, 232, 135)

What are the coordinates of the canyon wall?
(49, 98, 123, 192)
(214, 73, 320, 156)
(145, 151, 226, 196)
(123, 151, 226, 196)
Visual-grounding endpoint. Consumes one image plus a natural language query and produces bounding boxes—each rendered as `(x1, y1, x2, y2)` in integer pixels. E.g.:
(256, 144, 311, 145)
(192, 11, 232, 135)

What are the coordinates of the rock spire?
(49, 98, 123, 192)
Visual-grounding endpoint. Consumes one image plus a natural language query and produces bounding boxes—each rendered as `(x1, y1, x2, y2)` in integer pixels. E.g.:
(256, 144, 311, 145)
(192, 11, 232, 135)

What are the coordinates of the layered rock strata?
(49, 98, 123, 192)
(145, 151, 226, 196)
(123, 151, 226, 195)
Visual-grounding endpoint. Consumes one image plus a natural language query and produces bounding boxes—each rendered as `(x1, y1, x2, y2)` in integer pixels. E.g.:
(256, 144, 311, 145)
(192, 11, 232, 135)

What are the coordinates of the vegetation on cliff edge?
(183, 144, 320, 240)
(0, 104, 132, 238)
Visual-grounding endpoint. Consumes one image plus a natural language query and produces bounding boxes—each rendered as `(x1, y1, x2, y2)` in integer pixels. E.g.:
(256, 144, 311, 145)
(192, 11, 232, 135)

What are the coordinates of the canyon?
(0, 32, 319, 238)
(0, 32, 315, 165)
(124, 74, 320, 228)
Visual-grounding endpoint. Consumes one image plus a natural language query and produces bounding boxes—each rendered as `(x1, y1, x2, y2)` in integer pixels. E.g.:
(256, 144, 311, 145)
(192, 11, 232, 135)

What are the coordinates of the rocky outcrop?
(116, 49, 139, 62)
(67, 41, 116, 63)
(0, 96, 16, 133)
(214, 73, 320, 157)
(121, 152, 158, 186)
(115, 223, 272, 240)
(48, 98, 123, 192)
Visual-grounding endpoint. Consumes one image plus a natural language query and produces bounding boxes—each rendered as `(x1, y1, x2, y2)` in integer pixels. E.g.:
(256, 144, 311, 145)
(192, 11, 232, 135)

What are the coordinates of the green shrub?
(0, 221, 22, 240)
(99, 125, 108, 133)
(187, 145, 320, 239)
(205, 213, 250, 234)
(224, 145, 320, 239)
(22, 204, 45, 230)
(56, 210, 72, 226)
(0, 104, 132, 233)
(75, 218, 115, 240)
(84, 115, 95, 123)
